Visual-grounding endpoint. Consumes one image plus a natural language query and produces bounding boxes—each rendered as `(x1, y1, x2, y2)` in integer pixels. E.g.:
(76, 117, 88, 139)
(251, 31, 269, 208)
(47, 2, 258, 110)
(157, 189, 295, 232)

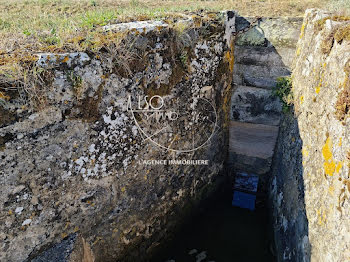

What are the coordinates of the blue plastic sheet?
(232, 191, 256, 211)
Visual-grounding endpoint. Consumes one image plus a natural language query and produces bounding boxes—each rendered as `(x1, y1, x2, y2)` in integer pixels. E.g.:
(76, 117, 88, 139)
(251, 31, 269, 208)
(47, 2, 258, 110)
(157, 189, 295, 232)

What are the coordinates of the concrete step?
(233, 63, 290, 89)
(234, 46, 296, 69)
(228, 121, 279, 175)
(240, 76, 277, 89)
(230, 85, 282, 126)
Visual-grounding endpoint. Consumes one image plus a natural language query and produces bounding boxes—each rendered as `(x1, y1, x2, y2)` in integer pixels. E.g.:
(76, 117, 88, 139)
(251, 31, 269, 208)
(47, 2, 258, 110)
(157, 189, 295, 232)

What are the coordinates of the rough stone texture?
(0, 12, 235, 262)
(230, 85, 282, 126)
(269, 113, 311, 262)
(270, 9, 350, 262)
(235, 16, 303, 48)
(36, 53, 91, 69)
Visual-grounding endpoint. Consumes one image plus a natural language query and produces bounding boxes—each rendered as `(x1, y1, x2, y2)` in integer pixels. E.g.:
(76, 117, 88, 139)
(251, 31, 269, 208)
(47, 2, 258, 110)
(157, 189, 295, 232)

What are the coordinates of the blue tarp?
(232, 191, 256, 211)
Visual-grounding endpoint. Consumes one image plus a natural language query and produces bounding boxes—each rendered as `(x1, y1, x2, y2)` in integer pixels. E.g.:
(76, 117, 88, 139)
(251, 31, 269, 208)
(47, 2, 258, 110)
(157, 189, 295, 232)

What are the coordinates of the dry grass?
(0, 0, 330, 53)
(0, 0, 346, 114)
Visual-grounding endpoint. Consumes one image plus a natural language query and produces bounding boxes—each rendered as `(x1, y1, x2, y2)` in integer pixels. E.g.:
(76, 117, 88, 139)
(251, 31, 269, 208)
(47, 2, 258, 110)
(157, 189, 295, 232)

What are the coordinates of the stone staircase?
(229, 83, 281, 177)
(229, 16, 302, 209)
(229, 48, 285, 209)
(229, 16, 301, 174)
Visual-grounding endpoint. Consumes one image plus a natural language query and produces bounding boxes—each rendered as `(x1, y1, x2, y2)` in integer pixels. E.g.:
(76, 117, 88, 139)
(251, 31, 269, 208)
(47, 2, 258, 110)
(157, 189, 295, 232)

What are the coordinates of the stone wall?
(0, 12, 235, 262)
(270, 9, 350, 262)
(269, 113, 311, 261)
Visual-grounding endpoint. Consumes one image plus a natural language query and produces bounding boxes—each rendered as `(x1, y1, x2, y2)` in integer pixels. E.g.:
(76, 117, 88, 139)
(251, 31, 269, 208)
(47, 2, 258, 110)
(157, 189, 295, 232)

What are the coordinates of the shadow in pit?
(149, 178, 274, 262)
(268, 112, 311, 262)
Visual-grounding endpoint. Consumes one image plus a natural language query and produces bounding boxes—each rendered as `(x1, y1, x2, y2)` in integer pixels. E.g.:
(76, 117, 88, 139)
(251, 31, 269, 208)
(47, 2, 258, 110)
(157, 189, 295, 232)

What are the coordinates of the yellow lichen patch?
(324, 161, 336, 176)
(224, 41, 235, 73)
(322, 137, 343, 176)
(121, 187, 126, 192)
(193, 16, 202, 27)
(323, 137, 335, 176)
(62, 56, 69, 63)
(338, 137, 342, 146)
(300, 95, 304, 104)
(336, 162, 343, 173)
(64, 221, 70, 230)
(299, 23, 306, 39)
(296, 47, 301, 56)
(302, 146, 309, 158)
(322, 137, 333, 161)
(92, 236, 103, 246)
(317, 207, 327, 226)
(0, 92, 10, 100)
(316, 86, 321, 94)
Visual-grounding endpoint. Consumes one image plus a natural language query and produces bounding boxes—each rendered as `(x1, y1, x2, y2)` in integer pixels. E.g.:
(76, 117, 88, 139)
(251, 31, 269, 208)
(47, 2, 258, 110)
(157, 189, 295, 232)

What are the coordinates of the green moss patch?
(273, 76, 293, 113)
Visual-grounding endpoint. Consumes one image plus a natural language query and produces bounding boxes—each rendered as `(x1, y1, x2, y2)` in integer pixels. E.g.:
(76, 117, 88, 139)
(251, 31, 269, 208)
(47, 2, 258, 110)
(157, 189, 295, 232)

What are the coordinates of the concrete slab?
(234, 46, 296, 68)
(229, 121, 279, 174)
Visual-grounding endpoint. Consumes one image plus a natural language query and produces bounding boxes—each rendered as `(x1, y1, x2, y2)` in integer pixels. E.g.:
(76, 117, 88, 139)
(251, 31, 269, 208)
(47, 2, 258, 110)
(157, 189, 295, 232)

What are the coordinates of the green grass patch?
(273, 76, 293, 113)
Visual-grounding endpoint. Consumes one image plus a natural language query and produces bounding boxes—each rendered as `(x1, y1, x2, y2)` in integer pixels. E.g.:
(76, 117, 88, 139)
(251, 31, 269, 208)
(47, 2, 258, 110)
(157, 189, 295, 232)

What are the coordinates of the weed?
(79, 10, 117, 29)
(273, 76, 293, 113)
(0, 19, 11, 30)
(66, 70, 83, 99)
(97, 36, 139, 77)
(315, 16, 350, 31)
(317, 15, 350, 54)
(179, 50, 188, 68)
(334, 24, 350, 43)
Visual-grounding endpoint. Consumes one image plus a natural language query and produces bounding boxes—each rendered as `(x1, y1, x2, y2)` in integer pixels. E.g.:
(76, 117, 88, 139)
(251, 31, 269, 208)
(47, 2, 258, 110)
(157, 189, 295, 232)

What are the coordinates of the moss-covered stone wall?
(0, 12, 235, 262)
(270, 9, 350, 262)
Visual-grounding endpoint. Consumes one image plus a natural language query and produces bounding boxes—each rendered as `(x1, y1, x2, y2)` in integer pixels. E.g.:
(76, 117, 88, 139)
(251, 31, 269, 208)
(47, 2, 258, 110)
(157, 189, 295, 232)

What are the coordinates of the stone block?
(229, 121, 279, 174)
(231, 85, 282, 126)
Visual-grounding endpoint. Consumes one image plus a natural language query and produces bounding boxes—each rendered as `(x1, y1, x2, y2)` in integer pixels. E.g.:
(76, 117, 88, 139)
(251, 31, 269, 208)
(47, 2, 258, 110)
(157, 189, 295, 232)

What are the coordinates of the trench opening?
(0, 11, 315, 262)
(147, 15, 306, 262)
